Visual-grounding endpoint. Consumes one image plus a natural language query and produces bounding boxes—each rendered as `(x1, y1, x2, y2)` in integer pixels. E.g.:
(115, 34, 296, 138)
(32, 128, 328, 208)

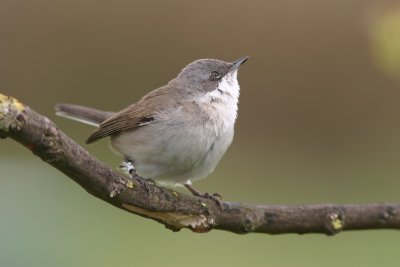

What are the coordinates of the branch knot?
(0, 94, 25, 134)
(325, 209, 345, 235)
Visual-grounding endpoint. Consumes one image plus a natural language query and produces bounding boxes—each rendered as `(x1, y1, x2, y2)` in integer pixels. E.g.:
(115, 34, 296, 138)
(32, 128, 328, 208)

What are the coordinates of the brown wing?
(85, 84, 177, 144)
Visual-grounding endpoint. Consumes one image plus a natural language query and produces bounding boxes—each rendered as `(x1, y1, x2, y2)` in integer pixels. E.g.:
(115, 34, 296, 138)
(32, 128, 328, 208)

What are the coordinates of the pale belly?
(110, 119, 234, 185)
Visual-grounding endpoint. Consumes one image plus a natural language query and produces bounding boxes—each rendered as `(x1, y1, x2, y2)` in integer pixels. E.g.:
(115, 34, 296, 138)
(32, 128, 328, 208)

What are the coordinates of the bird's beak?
(230, 56, 249, 72)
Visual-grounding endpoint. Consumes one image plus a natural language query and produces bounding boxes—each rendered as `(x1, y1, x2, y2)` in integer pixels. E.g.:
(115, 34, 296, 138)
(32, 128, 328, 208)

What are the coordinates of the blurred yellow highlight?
(371, 6, 400, 77)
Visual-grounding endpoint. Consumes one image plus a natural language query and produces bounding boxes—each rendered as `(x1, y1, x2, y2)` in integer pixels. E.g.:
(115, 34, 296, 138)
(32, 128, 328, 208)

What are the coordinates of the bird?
(55, 56, 248, 202)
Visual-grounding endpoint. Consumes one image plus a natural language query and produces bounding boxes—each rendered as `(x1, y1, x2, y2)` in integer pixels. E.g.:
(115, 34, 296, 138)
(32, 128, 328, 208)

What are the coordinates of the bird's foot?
(132, 173, 156, 192)
(184, 184, 223, 207)
(199, 192, 223, 207)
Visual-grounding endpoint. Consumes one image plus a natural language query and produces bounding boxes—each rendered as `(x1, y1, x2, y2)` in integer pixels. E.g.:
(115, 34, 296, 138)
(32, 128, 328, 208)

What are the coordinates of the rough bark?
(1, 93, 399, 235)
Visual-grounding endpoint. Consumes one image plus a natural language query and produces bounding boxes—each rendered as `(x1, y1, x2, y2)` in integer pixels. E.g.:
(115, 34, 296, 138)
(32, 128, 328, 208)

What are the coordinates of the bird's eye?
(210, 71, 221, 80)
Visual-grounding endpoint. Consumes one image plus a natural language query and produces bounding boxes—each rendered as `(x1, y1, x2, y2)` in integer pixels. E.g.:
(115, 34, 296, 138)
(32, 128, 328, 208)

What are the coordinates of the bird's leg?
(184, 183, 222, 207)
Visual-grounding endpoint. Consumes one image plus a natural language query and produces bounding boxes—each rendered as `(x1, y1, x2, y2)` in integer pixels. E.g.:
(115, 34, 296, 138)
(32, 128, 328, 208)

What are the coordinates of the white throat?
(203, 70, 240, 101)
(216, 70, 240, 99)
(199, 71, 240, 135)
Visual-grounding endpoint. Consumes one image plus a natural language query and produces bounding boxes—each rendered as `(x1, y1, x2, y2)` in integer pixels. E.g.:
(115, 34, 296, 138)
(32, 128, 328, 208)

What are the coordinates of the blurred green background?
(1, 0, 400, 266)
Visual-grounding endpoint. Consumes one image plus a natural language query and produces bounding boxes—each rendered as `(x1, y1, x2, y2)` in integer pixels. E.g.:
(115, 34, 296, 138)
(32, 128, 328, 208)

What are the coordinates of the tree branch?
(1, 92, 399, 235)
